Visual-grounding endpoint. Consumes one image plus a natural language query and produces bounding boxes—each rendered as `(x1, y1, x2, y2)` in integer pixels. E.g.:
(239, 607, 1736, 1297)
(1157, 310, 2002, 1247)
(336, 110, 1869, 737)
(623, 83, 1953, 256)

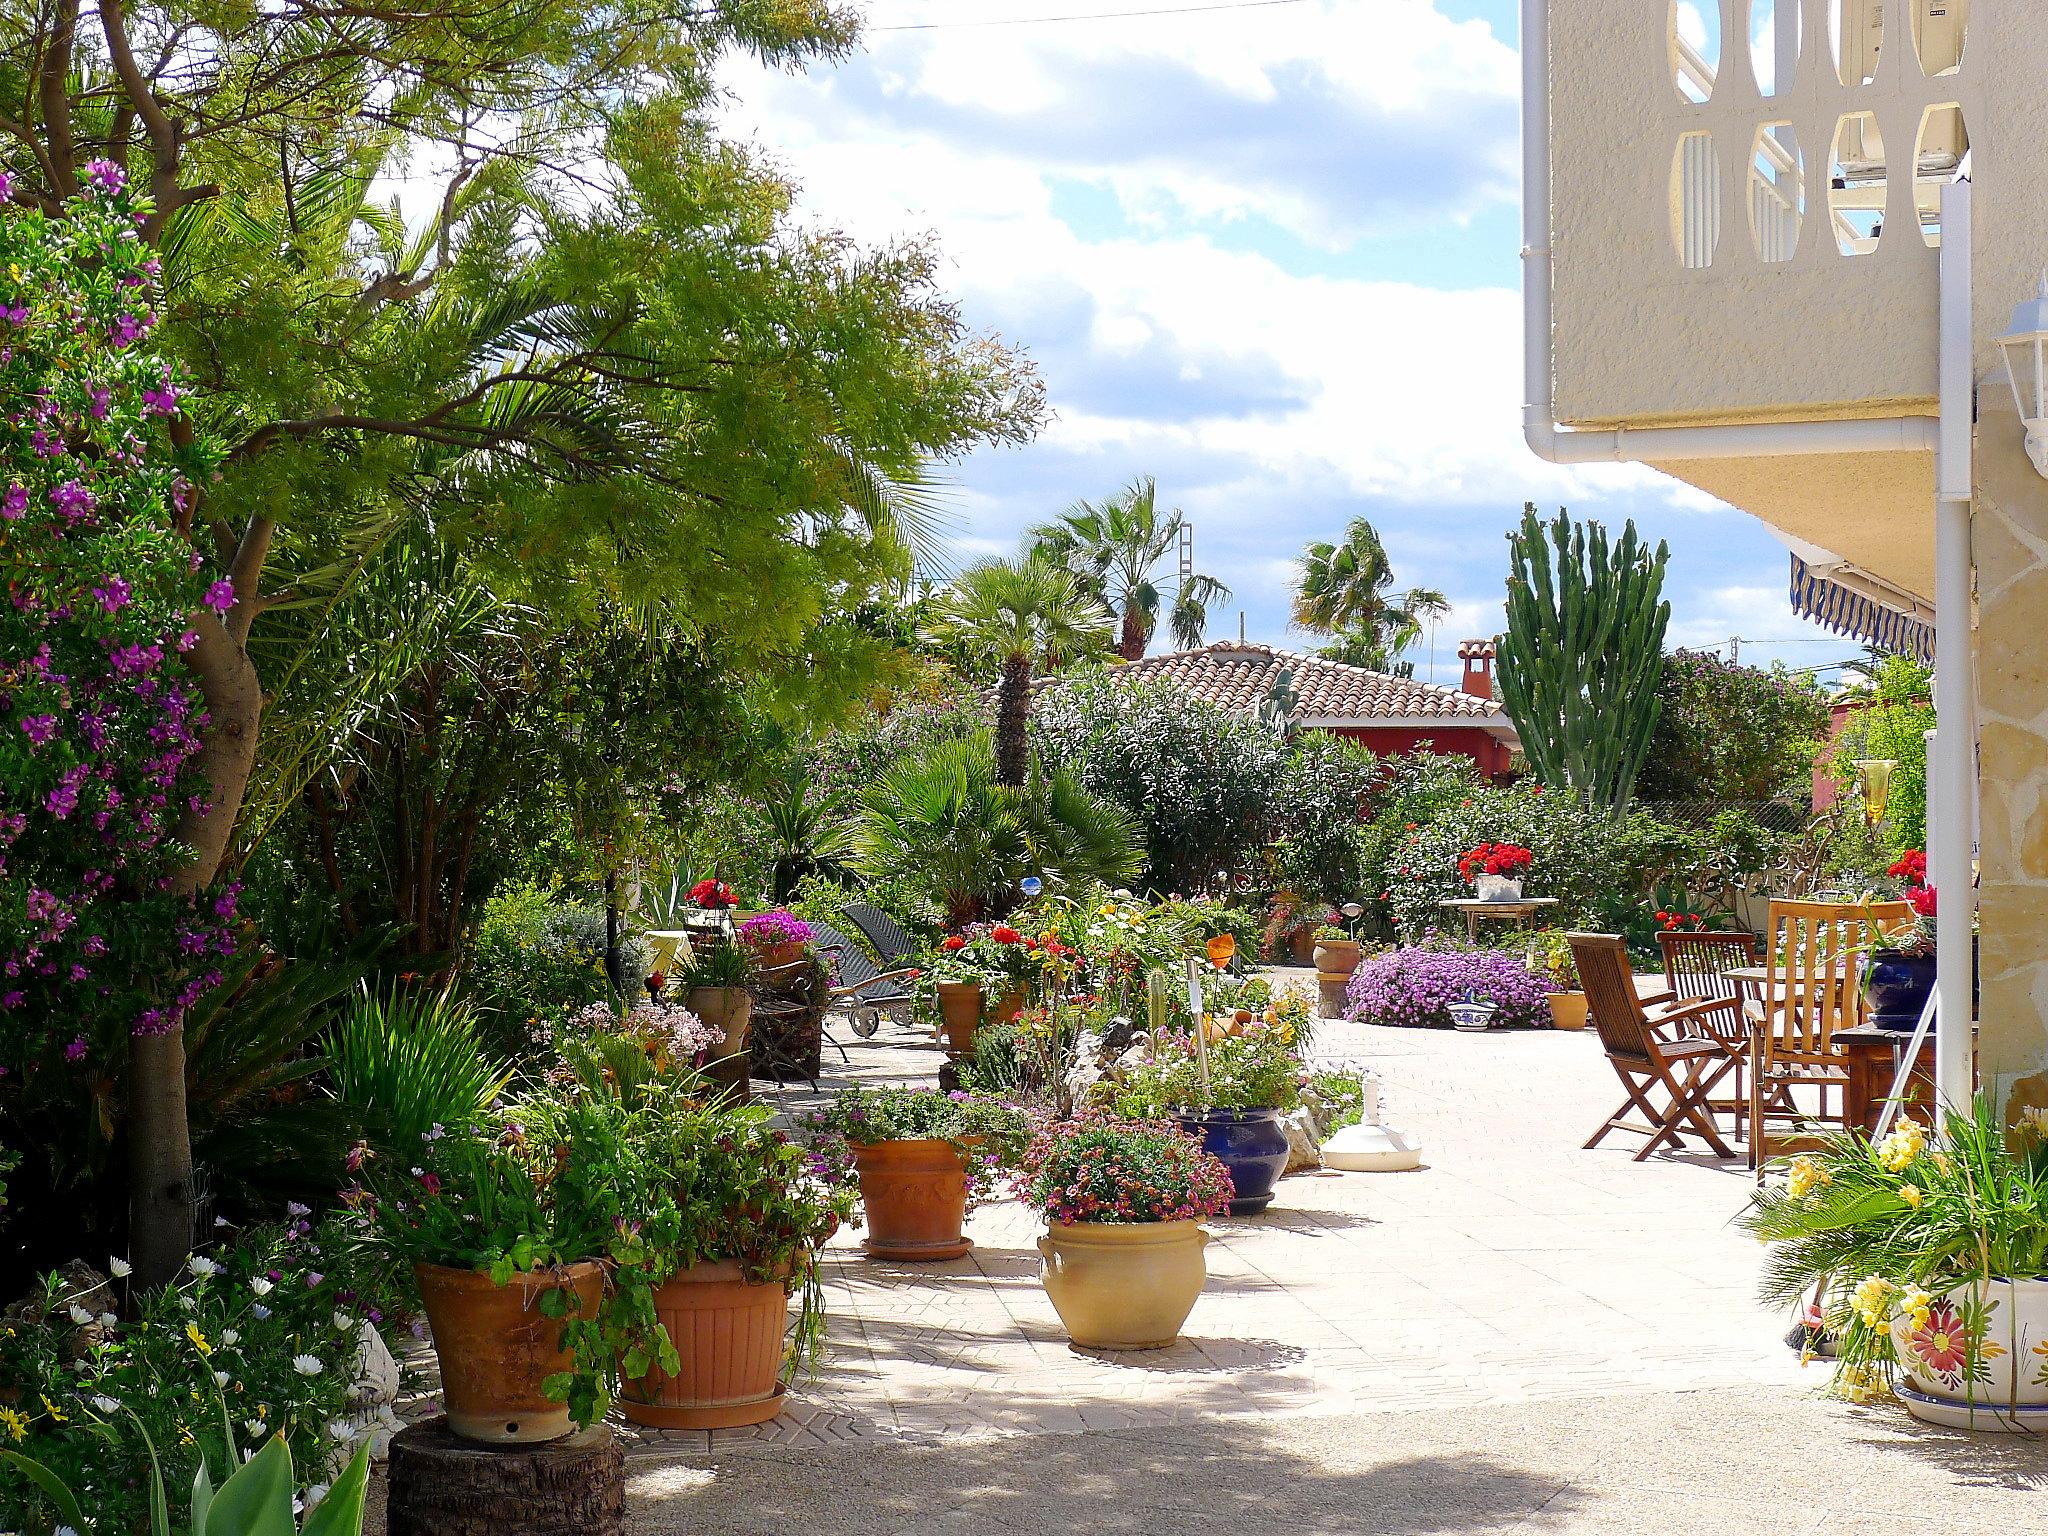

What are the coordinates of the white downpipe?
(1932, 177, 1976, 1110)
(1519, 0, 1940, 464)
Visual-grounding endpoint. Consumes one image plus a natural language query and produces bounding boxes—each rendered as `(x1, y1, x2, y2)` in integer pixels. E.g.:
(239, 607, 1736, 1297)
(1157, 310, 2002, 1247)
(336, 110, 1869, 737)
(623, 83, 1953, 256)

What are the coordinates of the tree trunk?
(995, 650, 1032, 787)
(1118, 602, 1146, 662)
(386, 1420, 624, 1536)
(130, 612, 262, 1286)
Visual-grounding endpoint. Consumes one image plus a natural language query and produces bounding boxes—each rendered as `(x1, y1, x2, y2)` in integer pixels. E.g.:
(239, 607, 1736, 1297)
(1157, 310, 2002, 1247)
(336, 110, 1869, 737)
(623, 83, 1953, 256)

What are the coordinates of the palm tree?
(928, 556, 1112, 785)
(1295, 519, 1448, 675)
(1029, 476, 1232, 661)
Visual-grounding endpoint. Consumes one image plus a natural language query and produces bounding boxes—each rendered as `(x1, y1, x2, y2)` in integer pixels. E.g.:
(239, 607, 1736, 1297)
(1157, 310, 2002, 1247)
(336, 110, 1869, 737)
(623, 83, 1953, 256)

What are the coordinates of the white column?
(1933, 178, 1977, 1110)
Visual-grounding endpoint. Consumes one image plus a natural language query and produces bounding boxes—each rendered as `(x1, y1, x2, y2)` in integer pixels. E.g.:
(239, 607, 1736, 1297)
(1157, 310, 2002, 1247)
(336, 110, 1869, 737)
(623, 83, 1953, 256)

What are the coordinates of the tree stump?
(386, 1418, 624, 1536)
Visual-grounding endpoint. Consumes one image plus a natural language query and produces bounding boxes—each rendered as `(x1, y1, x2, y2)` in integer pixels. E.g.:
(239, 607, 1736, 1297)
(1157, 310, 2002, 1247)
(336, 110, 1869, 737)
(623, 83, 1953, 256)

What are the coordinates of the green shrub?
(327, 983, 513, 1156)
(1635, 650, 1830, 804)
(1382, 782, 1617, 939)
(1829, 656, 1934, 854)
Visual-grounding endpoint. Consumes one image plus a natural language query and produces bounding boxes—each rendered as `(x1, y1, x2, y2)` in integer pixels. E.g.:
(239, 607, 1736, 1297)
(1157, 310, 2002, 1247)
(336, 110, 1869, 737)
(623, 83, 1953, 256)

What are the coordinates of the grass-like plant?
(327, 981, 512, 1156)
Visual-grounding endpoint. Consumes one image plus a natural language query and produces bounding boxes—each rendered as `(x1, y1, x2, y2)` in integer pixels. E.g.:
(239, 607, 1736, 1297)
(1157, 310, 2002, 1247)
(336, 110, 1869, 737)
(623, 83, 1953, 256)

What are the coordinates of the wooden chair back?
(1566, 933, 1652, 1061)
(1657, 930, 1760, 1045)
(1762, 899, 1912, 1068)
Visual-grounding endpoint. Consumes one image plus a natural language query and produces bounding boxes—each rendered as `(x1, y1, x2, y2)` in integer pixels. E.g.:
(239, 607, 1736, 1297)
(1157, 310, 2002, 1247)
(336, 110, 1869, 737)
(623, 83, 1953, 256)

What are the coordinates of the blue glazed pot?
(1175, 1109, 1289, 1216)
(1865, 948, 1937, 1031)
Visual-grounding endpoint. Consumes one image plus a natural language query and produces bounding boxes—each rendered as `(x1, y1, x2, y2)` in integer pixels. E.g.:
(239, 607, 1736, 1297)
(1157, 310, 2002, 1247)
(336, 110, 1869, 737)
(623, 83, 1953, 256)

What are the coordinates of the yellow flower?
(38, 1394, 66, 1423)
(1874, 1121, 1926, 1173)
(186, 1321, 213, 1357)
(0, 1407, 26, 1442)
(1786, 1156, 1830, 1198)
(1899, 1184, 1923, 1209)
(1901, 1286, 1933, 1332)
(1851, 1275, 1893, 1328)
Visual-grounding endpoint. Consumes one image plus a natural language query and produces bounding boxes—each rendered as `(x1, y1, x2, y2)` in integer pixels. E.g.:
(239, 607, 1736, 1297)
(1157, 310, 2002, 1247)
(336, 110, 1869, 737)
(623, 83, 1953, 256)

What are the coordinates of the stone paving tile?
(604, 998, 1818, 1457)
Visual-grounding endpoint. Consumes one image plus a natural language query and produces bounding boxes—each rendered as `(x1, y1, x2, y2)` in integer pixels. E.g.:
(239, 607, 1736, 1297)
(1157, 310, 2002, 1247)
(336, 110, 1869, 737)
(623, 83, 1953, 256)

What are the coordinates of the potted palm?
(1740, 1098, 2048, 1431)
(1020, 1113, 1234, 1350)
(1527, 929, 1588, 1030)
(1105, 1015, 1303, 1215)
(352, 1114, 607, 1445)
(798, 1086, 1033, 1260)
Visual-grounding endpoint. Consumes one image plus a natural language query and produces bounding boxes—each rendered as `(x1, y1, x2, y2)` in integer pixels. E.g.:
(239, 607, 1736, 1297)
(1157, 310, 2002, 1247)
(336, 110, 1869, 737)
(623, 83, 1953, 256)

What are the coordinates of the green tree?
(1029, 476, 1231, 660)
(3, 2, 1044, 1282)
(927, 556, 1111, 786)
(1293, 517, 1446, 673)
(1830, 654, 1935, 852)
(1634, 649, 1831, 805)
(1497, 504, 1671, 812)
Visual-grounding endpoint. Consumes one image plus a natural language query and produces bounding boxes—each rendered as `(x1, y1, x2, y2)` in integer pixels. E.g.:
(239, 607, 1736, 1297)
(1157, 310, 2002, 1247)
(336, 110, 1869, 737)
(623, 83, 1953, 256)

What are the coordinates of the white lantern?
(1999, 273, 2048, 479)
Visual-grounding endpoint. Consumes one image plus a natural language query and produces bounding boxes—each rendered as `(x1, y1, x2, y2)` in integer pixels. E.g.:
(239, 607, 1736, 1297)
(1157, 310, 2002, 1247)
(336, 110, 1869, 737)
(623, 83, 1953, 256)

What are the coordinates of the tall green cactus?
(1496, 504, 1671, 812)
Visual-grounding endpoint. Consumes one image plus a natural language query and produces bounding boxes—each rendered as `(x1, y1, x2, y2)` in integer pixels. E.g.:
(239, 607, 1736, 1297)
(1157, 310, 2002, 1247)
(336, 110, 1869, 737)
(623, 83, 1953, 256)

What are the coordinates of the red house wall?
(1320, 725, 1515, 780)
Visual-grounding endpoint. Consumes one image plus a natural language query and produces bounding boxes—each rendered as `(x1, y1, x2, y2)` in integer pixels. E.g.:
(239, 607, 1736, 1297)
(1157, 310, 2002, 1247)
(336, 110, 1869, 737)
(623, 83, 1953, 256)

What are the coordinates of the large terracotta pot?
(414, 1260, 603, 1444)
(988, 987, 1027, 1026)
(1546, 991, 1590, 1031)
(1889, 1277, 2048, 1431)
(686, 985, 752, 1057)
(935, 981, 983, 1055)
(619, 1262, 790, 1430)
(1312, 937, 1362, 978)
(751, 939, 809, 972)
(1288, 927, 1316, 964)
(851, 1138, 974, 1260)
(1037, 1220, 1210, 1350)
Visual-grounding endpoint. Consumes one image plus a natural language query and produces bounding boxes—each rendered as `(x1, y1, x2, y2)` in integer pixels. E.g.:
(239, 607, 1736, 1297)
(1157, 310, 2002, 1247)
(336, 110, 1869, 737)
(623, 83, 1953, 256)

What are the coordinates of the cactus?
(1496, 504, 1671, 812)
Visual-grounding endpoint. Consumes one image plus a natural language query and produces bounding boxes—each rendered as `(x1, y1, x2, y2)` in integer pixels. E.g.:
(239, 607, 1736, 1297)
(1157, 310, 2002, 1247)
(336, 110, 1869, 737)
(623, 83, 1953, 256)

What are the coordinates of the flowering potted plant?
(1018, 1113, 1234, 1350)
(349, 1114, 607, 1445)
(737, 909, 814, 971)
(798, 1086, 1033, 1260)
(1458, 842, 1533, 902)
(671, 939, 756, 1061)
(925, 924, 1036, 1054)
(1526, 929, 1587, 1030)
(1344, 944, 1551, 1031)
(1740, 1099, 2048, 1431)
(1865, 856, 1938, 1031)
(687, 878, 738, 911)
(1104, 1017, 1304, 1215)
(597, 1081, 856, 1430)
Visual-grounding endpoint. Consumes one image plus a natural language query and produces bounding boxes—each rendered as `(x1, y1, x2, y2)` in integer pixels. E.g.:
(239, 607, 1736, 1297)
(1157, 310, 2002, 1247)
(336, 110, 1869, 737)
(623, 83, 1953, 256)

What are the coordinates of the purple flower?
(201, 579, 235, 614)
(83, 159, 126, 194)
(19, 714, 57, 747)
(93, 576, 132, 613)
(47, 480, 94, 523)
(1345, 945, 1552, 1031)
(1, 482, 24, 520)
(64, 1036, 87, 1062)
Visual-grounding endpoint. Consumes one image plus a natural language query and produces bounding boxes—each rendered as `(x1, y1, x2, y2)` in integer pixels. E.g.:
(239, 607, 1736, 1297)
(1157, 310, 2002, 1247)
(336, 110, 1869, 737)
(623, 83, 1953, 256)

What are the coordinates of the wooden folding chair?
(1657, 929, 1761, 1136)
(1747, 898, 1913, 1173)
(1568, 933, 1739, 1163)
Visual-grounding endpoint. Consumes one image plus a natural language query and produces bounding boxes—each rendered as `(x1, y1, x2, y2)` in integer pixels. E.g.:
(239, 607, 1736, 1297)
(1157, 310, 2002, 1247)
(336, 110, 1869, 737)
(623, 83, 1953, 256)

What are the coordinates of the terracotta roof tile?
(1076, 642, 1510, 726)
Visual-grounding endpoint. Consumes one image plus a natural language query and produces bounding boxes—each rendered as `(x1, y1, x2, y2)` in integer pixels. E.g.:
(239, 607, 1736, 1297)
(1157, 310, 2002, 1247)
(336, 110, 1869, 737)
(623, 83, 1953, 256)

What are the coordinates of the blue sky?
(720, 0, 1863, 687)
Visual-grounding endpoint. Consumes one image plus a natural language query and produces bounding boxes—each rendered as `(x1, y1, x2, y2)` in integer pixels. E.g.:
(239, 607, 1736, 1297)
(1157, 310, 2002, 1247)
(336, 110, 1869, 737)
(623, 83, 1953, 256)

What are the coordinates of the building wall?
(1322, 725, 1516, 780)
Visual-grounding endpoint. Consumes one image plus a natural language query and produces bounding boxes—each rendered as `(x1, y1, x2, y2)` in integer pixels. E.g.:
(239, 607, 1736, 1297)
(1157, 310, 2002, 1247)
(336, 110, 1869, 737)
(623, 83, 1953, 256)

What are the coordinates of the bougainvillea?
(0, 171, 230, 1166)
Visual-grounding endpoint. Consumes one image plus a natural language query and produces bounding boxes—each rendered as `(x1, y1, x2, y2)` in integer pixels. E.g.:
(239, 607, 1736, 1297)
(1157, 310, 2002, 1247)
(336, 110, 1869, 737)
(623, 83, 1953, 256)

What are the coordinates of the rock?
(350, 1320, 402, 1408)
(1280, 1107, 1322, 1173)
(5, 1261, 116, 1357)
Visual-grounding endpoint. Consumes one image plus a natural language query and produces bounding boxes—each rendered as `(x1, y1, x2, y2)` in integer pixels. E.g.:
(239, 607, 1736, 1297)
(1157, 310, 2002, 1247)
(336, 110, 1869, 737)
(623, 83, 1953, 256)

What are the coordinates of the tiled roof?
(1070, 642, 1511, 727)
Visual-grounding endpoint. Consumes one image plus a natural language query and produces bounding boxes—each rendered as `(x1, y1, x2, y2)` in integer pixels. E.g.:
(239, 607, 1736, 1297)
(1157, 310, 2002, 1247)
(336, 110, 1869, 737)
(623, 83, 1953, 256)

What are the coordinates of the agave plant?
(327, 981, 513, 1157)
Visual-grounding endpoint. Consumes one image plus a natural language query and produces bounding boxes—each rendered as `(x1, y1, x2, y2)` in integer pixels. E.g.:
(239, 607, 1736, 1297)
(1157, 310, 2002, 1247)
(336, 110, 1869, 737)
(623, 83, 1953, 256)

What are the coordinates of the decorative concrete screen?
(1549, 0, 1975, 426)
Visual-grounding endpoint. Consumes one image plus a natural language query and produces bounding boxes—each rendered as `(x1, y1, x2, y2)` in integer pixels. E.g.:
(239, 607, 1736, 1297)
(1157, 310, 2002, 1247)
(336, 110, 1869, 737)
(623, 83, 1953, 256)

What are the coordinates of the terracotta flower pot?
(988, 987, 1026, 1026)
(752, 939, 809, 972)
(414, 1260, 603, 1445)
(686, 985, 752, 1058)
(935, 981, 983, 1055)
(1037, 1220, 1210, 1350)
(619, 1261, 791, 1430)
(1312, 938, 1363, 979)
(1288, 927, 1316, 964)
(851, 1138, 974, 1260)
(1889, 1277, 2048, 1431)
(1546, 991, 1590, 1030)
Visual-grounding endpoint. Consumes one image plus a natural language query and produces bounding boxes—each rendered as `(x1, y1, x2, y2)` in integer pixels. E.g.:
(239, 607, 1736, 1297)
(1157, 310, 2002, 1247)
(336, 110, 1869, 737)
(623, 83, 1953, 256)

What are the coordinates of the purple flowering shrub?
(1344, 944, 1552, 1030)
(737, 909, 812, 947)
(0, 171, 233, 1128)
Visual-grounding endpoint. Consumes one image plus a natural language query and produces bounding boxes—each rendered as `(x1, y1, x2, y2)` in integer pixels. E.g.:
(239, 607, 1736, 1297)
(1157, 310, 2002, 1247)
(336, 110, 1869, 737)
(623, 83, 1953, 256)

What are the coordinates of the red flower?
(1889, 849, 1929, 887)
(687, 878, 736, 909)
(1909, 884, 1937, 918)
(991, 926, 1022, 944)
(941, 935, 967, 951)
(1905, 1298, 1970, 1377)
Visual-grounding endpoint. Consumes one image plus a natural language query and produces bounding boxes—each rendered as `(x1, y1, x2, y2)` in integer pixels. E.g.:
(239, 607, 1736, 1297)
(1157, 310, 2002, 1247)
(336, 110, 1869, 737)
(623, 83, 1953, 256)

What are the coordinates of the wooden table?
(1436, 897, 1558, 943)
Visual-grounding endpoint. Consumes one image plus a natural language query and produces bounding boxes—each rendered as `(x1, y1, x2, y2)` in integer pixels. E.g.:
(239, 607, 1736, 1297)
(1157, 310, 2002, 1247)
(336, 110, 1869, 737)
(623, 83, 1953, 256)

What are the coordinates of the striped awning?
(1788, 555, 1934, 663)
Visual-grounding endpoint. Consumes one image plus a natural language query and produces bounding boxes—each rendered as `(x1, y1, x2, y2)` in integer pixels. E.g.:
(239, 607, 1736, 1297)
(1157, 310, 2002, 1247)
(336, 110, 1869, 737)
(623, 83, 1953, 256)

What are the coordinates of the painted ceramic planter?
(1546, 991, 1590, 1030)
(414, 1260, 603, 1444)
(1174, 1108, 1286, 1216)
(1865, 949, 1937, 1031)
(619, 1261, 790, 1430)
(851, 1138, 974, 1260)
(1888, 1277, 2048, 1431)
(1473, 875, 1523, 903)
(1037, 1220, 1210, 1350)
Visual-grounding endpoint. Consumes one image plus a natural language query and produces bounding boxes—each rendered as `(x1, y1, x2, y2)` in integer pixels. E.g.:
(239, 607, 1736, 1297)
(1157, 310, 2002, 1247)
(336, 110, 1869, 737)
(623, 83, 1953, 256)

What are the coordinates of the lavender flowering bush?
(738, 909, 813, 948)
(1344, 944, 1551, 1030)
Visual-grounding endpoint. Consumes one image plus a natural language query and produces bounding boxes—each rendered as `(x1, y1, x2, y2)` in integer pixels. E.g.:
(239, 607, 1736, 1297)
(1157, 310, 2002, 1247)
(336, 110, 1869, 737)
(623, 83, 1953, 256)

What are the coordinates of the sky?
(716, 0, 1866, 689)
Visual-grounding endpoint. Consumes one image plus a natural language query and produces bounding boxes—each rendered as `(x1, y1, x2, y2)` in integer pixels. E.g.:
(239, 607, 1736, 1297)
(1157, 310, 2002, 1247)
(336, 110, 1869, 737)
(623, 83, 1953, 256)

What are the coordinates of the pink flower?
(201, 579, 236, 614)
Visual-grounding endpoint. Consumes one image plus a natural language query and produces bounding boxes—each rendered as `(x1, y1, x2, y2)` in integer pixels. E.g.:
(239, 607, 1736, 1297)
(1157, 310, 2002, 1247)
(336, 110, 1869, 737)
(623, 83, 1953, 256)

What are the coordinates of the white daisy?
(213, 1371, 230, 1388)
(91, 1395, 120, 1414)
(326, 1419, 356, 1442)
(248, 1277, 274, 1297)
(244, 1418, 267, 1438)
(186, 1255, 221, 1278)
(250, 1304, 272, 1320)
(291, 1354, 323, 1376)
(97, 1312, 117, 1328)
(66, 1304, 93, 1325)
(332, 1311, 356, 1333)
(108, 1257, 132, 1278)
(220, 1328, 240, 1347)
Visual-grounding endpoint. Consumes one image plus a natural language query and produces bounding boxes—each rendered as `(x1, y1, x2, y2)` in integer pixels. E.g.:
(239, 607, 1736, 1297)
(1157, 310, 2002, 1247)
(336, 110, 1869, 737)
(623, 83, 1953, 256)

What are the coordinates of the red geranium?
(941, 935, 967, 951)
(1889, 849, 1929, 887)
(990, 926, 1022, 945)
(1908, 884, 1937, 918)
(687, 878, 736, 910)
(1457, 842, 1534, 884)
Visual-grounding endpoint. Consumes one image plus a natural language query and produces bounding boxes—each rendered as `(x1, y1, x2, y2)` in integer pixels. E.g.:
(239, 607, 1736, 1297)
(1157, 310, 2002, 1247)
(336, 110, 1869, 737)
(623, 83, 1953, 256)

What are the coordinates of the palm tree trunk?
(1118, 602, 1146, 662)
(995, 650, 1032, 787)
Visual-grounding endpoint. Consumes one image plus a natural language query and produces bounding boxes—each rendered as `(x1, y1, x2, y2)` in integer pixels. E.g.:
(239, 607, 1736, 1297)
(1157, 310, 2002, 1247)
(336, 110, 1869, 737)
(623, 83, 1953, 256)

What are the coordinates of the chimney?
(1457, 639, 1497, 700)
